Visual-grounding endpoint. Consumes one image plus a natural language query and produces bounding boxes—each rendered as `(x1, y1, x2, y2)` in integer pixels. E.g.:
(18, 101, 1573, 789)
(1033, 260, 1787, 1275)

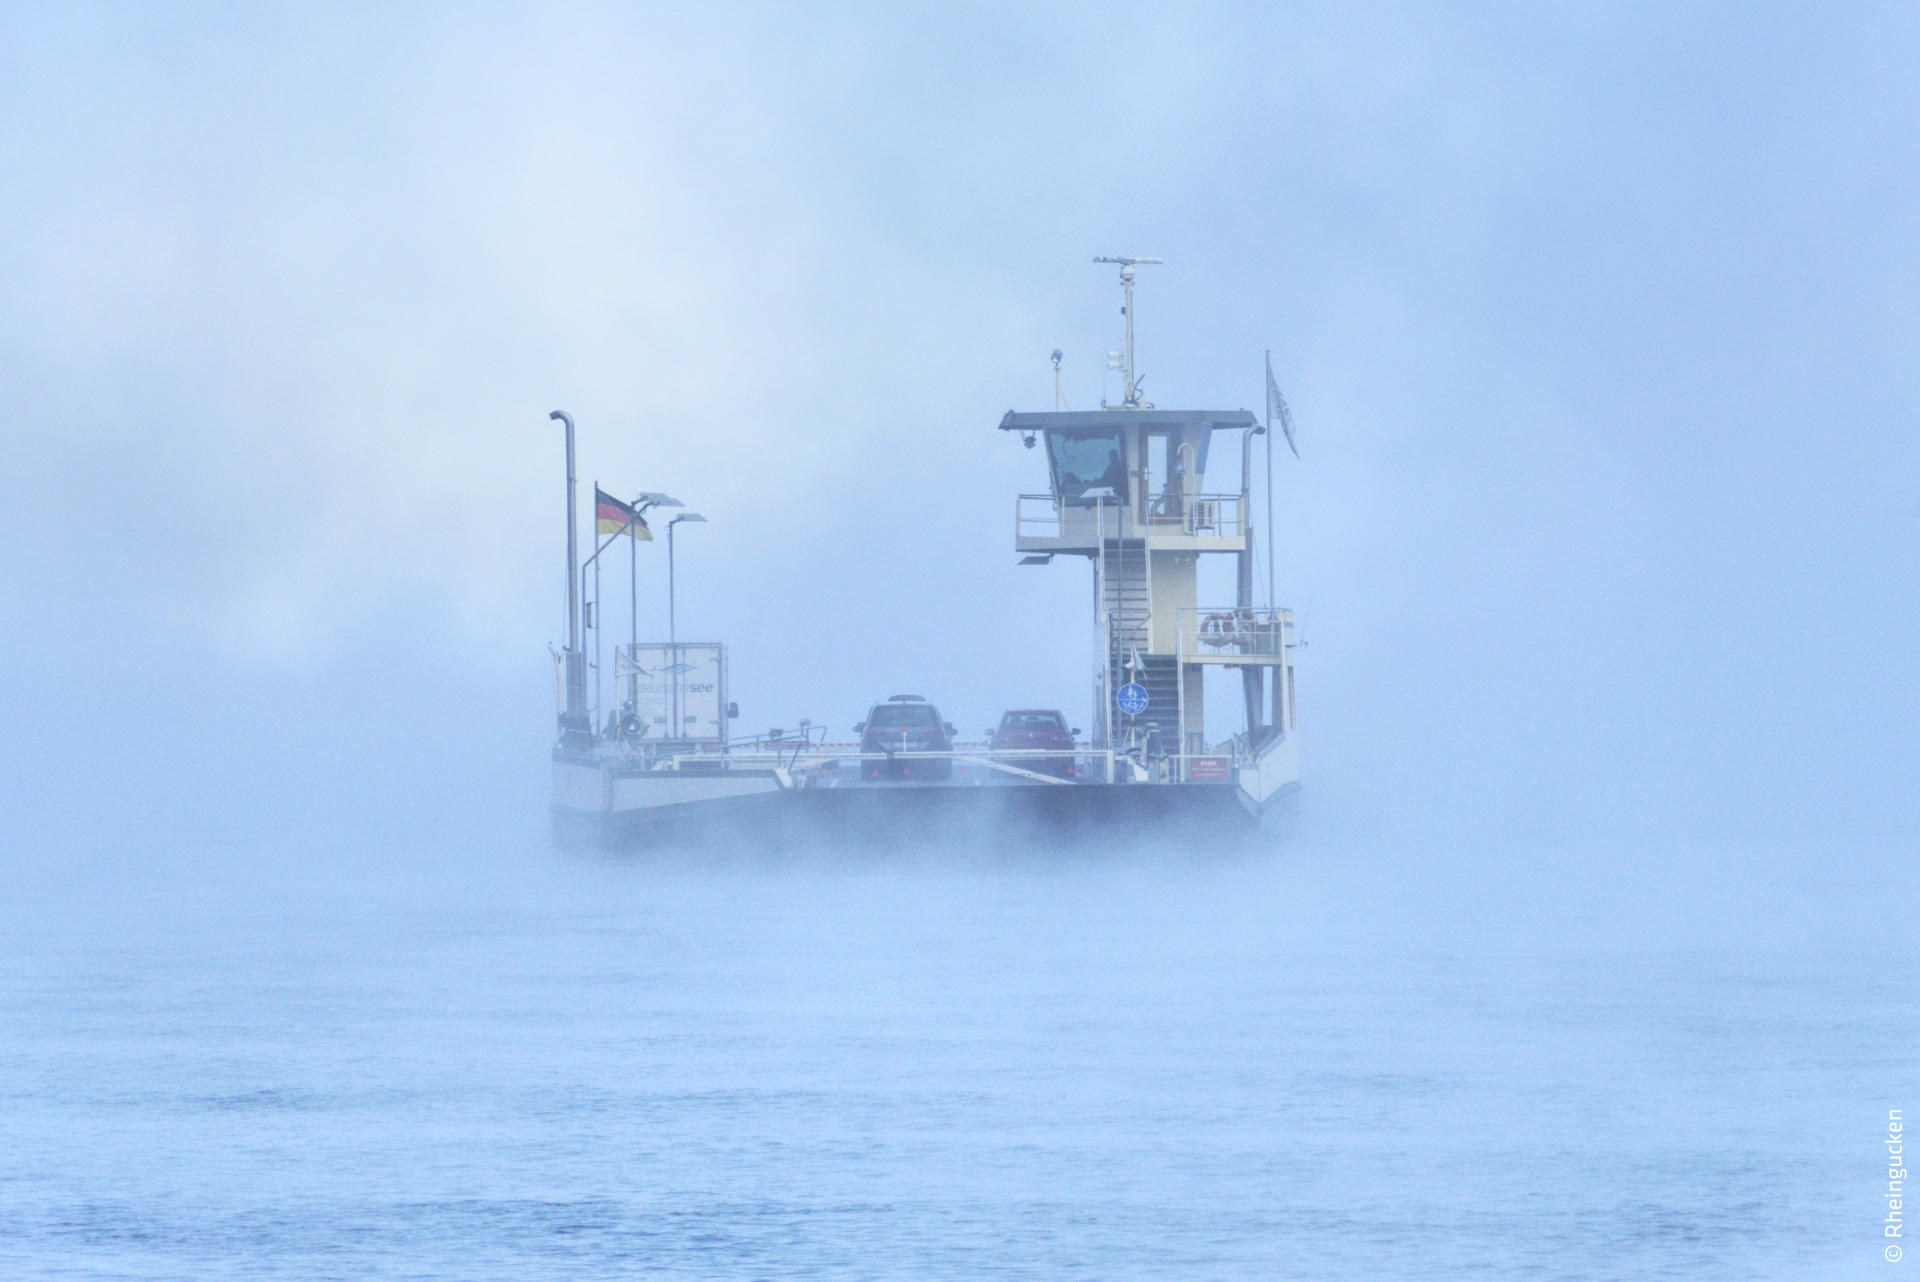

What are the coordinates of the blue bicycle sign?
(1116, 682, 1149, 716)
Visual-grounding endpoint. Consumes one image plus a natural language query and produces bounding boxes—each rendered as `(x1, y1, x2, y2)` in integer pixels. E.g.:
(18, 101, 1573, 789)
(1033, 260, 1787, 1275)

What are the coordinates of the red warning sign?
(1186, 756, 1232, 782)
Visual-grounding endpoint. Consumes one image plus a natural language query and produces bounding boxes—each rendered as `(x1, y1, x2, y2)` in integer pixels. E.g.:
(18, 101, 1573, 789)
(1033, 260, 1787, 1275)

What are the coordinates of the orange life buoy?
(1198, 611, 1237, 647)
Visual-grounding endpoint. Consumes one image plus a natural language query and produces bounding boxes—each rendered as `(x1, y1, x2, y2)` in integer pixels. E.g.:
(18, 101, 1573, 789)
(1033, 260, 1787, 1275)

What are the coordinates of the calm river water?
(1, 814, 1905, 1279)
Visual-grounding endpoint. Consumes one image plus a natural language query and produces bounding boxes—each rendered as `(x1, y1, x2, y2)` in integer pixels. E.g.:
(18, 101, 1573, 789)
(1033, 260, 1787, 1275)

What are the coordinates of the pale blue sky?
(3, 2, 1914, 858)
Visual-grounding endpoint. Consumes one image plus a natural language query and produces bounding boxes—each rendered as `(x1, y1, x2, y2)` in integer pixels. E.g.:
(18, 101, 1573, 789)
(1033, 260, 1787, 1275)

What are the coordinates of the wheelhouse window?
(1047, 430, 1128, 505)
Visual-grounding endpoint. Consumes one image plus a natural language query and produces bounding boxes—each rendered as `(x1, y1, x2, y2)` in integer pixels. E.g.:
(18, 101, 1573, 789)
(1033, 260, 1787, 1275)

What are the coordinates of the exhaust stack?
(551, 410, 591, 745)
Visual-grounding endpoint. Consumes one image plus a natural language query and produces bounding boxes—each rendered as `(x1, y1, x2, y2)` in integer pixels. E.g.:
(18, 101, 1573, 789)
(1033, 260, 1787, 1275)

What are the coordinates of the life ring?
(1198, 612, 1236, 647)
(1198, 608, 1258, 649)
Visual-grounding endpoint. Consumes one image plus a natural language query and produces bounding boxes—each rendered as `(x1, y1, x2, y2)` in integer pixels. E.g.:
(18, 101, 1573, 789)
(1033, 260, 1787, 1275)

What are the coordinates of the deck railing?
(570, 731, 1276, 789)
(1145, 492, 1244, 536)
(1175, 605, 1291, 661)
(1015, 493, 1065, 538)
(569, 740, 1266, 788)
(1017, 492, 1246, 541)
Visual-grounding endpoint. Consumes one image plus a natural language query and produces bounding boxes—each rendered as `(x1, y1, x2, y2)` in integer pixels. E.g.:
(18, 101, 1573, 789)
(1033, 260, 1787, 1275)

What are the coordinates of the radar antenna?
(1093, 255, 1162, 408)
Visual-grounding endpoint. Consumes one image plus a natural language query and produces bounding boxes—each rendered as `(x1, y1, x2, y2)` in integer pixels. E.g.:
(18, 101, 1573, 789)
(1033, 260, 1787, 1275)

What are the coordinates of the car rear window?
(1000, 711, 1064, 730)
(869, 704, 939, 728)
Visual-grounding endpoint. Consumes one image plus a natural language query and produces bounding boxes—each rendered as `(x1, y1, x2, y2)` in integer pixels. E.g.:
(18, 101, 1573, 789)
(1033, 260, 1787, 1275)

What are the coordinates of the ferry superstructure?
(548, 261, 1300, 848)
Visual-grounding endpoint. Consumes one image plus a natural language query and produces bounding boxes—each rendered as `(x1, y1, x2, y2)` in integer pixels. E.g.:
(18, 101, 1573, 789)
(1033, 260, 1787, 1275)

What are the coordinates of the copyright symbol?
(1890, 1244, 1904, 1262)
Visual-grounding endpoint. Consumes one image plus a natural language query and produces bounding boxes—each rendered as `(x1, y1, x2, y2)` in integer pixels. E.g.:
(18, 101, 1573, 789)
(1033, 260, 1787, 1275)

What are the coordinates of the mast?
(1094, 256, 1161, 408)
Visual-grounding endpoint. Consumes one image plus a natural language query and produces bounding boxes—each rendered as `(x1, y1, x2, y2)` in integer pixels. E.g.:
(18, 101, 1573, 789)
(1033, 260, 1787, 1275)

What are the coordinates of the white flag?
(1266, 354, 1299, 459)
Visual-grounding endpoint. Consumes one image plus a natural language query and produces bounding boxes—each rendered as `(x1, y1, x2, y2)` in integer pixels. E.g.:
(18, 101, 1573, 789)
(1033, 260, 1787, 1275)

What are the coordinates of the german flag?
(595, 487, 652, 540)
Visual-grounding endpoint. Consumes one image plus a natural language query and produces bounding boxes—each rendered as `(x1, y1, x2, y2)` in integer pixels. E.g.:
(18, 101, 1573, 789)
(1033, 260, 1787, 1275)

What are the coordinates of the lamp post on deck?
(626, 492, 680, 719)
(1082, 485, 1117, 762)
(667, 512, 706, 738)
(580, 490, 680, 735)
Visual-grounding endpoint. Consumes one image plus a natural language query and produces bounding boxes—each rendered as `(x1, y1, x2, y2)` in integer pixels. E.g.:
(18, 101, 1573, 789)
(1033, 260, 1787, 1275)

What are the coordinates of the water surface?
(1, 823, 1902, 1279)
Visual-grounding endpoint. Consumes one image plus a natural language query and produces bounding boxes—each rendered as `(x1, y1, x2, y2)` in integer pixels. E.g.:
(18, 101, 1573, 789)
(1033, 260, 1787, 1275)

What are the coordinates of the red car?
(987, 709, 1080, 779)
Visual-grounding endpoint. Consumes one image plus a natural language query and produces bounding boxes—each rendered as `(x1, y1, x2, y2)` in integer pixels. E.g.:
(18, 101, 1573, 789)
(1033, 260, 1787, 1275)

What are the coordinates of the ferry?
(548, 260, 1301, 848)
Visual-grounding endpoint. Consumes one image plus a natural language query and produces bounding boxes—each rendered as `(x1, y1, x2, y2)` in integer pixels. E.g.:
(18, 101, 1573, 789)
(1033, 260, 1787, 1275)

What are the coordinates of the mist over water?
(5, 3, 1917, 1277)
(3, 700, 1906, 1279)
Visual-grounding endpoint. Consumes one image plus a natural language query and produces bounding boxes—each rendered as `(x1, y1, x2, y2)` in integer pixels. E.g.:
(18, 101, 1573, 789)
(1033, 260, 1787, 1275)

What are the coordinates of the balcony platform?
(1015, 493, 1248, 557)
(1015, 530, 1248, 556)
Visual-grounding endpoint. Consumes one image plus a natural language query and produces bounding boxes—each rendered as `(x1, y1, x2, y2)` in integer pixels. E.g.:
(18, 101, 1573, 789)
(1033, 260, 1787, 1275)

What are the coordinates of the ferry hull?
(551, 776, 1283, 852)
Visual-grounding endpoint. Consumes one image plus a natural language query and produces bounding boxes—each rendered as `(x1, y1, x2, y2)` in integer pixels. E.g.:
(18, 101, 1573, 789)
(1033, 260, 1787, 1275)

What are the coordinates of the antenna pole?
(1093, 256, 1161, 408)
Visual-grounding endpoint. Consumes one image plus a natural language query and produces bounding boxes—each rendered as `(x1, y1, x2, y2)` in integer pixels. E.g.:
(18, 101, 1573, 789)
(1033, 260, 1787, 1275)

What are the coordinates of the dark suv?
(857, 696, 956, 781)
(987, 709, 1079, 779)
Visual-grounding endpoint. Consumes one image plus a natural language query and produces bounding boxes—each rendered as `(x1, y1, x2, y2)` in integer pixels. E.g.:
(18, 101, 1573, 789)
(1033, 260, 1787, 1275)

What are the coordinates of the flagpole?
(1264, 350, 1276, 610)
(581, 505, 639, 733)
(629, 521, 638, 717)
(594, 540, 602, 730)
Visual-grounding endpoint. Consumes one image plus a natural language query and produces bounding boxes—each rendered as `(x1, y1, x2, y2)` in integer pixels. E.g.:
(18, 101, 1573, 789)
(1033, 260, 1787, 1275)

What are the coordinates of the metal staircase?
(1101, 539, 1151, 653)
(1101, 538, 1177, 740)
(1112, 652, 1179, 742)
